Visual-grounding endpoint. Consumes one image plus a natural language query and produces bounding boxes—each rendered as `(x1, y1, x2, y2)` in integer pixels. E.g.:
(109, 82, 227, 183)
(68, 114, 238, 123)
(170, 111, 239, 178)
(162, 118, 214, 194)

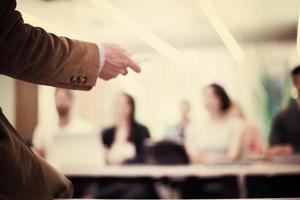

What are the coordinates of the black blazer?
(101, 122, 150, 164)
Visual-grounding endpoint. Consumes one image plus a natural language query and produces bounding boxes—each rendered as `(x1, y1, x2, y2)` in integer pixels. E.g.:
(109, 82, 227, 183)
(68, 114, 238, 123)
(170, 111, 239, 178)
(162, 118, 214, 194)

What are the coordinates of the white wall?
(36, 41, 300, 139)
(0, 76, 15, 125)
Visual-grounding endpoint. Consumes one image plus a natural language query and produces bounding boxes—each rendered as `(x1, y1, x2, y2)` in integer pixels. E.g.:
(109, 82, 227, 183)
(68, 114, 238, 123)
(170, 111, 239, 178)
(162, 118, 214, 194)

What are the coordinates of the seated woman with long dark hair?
(102, 93, 150, 164)
(96, 93, 158, 199)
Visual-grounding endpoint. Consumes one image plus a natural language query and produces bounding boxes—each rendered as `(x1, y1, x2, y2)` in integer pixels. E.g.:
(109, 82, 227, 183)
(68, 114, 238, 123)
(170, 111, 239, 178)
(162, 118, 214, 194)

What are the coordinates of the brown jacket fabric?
(0, 0, 99, 90)
(0, 110, 73, 200)
(0, 0, 100, 199)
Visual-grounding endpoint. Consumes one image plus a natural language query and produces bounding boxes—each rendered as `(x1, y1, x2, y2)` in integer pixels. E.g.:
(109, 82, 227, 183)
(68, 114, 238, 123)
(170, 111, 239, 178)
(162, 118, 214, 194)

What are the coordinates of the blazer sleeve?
(0, 0, 99, 90)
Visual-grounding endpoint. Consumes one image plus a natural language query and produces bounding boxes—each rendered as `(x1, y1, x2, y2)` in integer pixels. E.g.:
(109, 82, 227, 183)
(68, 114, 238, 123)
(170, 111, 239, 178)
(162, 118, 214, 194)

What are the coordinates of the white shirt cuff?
(97, 44, 105, 74)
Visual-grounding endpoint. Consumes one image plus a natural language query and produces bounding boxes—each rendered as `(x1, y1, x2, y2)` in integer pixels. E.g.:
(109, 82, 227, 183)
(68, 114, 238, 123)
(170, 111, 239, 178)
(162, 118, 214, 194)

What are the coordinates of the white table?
(61, 163, 300, 198)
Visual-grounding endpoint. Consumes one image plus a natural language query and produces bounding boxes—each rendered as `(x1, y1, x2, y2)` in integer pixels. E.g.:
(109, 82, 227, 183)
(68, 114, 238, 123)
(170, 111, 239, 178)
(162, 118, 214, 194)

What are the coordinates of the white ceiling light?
(89, 0, 185, 65)
(197, 0, 245, 63)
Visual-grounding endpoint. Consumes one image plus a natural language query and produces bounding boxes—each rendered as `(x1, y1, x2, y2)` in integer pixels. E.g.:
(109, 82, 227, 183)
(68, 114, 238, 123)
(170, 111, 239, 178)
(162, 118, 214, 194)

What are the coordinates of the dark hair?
(121, 93, 136, 141)
(207, 83, 232, 112)
(291, 65, 300, 78)
(122, 93, 136, 124)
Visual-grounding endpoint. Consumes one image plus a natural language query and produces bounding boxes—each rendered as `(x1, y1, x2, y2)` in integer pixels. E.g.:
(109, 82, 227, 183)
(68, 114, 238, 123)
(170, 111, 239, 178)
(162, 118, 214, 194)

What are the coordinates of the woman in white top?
(185, 83, 244, 164)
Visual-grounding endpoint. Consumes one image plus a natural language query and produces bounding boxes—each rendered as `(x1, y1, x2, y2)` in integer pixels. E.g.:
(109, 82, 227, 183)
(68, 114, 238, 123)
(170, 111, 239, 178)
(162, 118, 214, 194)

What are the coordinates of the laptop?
(48, 132, 105, 173)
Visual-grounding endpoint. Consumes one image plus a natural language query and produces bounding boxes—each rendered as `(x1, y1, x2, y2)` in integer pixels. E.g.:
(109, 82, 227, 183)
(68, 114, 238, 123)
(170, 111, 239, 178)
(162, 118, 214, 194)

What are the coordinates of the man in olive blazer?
(0, 0, 141, 199)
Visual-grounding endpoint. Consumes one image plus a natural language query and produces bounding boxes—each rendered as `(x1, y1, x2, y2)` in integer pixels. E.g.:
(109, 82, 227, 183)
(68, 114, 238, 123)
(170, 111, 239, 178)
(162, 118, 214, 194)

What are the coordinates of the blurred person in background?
(185, 83, 244, 164)
(33, 88, 96, 161)
(96, 93, 157, 199)
(164, 100, 191, 142)
(230, 103, 264, 158)
(246, 66, 300, 198)
(182, 83, 244, 198)
(101, 93, 150, 164)
(267, 65, 300, 159)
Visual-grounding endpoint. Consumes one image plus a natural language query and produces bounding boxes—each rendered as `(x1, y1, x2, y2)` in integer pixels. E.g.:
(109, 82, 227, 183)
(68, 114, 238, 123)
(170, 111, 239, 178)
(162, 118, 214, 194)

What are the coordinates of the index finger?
(127, 58, 141, 73)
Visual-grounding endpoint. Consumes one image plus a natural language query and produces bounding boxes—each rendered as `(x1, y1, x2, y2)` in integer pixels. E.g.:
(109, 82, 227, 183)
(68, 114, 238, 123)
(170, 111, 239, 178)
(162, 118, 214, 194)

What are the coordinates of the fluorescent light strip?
(89, 0, 185, 65)
(197, 0, 245, 62)
(297, 0, 300, 55)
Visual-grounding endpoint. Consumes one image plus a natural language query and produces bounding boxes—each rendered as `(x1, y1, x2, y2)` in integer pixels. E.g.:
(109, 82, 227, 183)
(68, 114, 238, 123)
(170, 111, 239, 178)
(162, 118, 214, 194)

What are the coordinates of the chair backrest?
(144, 140, 189, 165)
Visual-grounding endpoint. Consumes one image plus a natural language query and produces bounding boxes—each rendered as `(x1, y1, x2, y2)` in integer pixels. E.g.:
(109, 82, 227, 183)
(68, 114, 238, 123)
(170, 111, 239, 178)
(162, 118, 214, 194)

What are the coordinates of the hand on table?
(264, 145, 294, 161)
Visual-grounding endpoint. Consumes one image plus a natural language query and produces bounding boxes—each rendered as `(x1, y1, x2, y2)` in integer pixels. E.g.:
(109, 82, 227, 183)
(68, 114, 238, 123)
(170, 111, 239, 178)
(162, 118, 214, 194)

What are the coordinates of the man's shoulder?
(69, 117, 96, 132)
(274, 108, 290, 122)
(34, 123, 58, 136)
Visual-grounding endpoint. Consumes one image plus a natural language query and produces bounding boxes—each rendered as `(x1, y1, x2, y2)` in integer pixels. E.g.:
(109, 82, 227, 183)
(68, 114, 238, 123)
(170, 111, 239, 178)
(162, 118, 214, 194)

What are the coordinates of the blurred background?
(1, 0, 298, 140)
(1, 0, 300, 198)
